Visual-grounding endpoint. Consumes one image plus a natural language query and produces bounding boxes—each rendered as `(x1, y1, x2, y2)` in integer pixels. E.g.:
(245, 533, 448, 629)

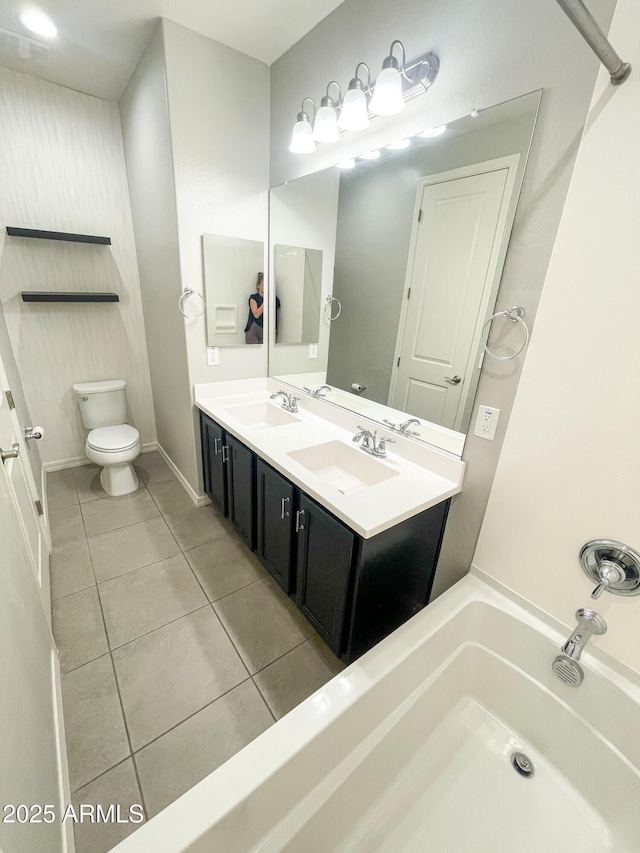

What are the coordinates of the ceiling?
(0, 0, 346, 101)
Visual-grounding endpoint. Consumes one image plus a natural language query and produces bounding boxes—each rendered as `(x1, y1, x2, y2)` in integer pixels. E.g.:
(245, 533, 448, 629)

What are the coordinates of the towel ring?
(178, 288, 205, 320)
(482, 306, 529, 361)
(325, 295, 342, 321)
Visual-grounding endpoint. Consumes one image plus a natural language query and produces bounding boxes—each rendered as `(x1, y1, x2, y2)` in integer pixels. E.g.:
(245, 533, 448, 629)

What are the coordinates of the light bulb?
(386, 138, 410, 150)
(20, 8, 57, 38)
(418, 125, 447, 138)
(359, 150, 380, 160)
(339, 86, 369, 132)
(336, 159, 355, 169)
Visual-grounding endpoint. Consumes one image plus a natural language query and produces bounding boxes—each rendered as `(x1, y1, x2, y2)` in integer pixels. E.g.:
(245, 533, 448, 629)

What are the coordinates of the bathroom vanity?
(196, 382, 464, 663)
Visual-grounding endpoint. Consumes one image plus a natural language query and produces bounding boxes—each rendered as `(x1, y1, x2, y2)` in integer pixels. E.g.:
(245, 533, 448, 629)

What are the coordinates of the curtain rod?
(555, 0, 631, 85)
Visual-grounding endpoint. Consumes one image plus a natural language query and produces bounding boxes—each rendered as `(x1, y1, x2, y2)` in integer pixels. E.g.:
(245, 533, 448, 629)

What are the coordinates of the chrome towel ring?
(325, 295, 342, 321)
(178, 288, 205, 320)
(482, 306, 529, 361)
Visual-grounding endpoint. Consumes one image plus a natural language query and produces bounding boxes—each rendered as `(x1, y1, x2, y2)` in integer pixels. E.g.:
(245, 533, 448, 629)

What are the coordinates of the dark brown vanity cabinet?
(200, 412, 255, 549)
(200, 411, 450, 663)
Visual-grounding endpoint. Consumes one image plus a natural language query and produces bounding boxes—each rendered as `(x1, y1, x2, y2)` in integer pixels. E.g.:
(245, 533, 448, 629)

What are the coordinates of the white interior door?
(0, 381, 67, 853)
(391, 157, 518, 430)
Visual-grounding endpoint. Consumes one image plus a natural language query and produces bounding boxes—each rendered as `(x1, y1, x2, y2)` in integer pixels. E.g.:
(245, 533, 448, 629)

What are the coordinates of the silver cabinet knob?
(1, 443, 20, 462)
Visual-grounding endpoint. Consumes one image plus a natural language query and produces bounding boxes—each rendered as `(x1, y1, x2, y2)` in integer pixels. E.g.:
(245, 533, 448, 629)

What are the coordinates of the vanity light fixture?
(288, 98, 317, 154)
(19, 7, 57, 38)
(336, 158, 356, 169)
(288, 40, 439, 153)
(418, 124, 447, 138)
(359, 150, 380, 160)
(313, 82, 341, 143)
(386, 138, 411, 150)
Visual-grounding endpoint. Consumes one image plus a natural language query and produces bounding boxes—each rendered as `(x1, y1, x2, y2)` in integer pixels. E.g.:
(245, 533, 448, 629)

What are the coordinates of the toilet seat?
(87, 424, 139, 453)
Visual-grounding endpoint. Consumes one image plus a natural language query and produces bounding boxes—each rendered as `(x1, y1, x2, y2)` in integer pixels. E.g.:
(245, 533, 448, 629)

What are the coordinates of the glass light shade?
(339, 88, 369, 132)
(289, 120, 316, 154)
(313, 106, 340, 143)
(369, 67, 404, 116)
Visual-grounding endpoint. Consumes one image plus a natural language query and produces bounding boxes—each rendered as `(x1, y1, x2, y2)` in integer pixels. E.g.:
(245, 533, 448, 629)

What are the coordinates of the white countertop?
(194, 379, 464, 539)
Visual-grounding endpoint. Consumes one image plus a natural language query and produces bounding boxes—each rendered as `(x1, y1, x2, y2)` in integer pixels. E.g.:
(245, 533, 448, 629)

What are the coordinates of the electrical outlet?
(309, 343, 318, 359)
(474, 405, 499, 440)
(206, 347, 219, 366)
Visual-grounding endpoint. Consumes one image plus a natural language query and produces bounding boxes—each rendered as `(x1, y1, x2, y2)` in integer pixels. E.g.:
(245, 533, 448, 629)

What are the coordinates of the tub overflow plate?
(511, 752, 534, 778)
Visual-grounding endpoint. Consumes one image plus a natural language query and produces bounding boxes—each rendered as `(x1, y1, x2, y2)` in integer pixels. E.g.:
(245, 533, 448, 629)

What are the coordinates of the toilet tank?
(73, 379, 128, 429)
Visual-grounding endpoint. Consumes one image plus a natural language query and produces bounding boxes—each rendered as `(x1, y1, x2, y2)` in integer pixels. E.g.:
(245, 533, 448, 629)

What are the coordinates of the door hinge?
(418, 209, 423, 223)
(397, 357, 401, 367)
(35, 500, 44, 516)
(6, 390, 15, 410)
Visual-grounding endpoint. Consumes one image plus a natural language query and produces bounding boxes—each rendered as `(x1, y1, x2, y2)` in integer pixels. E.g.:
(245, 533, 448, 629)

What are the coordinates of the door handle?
(23, 426, 43, 441)
(281, 497, 290, 519)
(295, 509, 305, 533)
(214, 437, 222, 455)
(444, 375, 462, 385)
(1, 443, 20, 462)
(221, 445, 230, 463)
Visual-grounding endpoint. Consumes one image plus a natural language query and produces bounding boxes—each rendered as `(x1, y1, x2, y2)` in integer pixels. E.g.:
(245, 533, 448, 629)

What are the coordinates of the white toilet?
(73, 379, 141, 497)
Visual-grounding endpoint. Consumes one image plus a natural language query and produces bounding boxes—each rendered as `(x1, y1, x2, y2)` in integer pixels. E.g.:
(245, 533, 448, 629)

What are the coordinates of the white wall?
(269, 0, 616, 597)
(474, 0, 640, 674)
(0, 66, 156, 468)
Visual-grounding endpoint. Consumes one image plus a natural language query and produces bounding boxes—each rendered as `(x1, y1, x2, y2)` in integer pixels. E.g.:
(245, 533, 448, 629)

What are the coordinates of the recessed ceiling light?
(359, 150, 380, 160)
(336, 159, 356, 169)
(19, 8, 57, 39)
(386, 138, 411, 150)
(418, 124, 447, 138)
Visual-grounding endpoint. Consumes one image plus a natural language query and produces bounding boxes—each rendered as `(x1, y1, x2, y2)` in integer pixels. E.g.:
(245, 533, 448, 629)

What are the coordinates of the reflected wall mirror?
(268, 90, 541, 456)
(202, 233, 265, 346)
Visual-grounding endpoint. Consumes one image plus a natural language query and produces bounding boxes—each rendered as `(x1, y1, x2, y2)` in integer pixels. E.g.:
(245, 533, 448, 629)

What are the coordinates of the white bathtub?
(114, 569, 640, 852)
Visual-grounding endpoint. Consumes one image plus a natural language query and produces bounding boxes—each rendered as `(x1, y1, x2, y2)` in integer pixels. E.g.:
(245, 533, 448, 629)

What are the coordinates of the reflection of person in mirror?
(245, 272, 265, 344)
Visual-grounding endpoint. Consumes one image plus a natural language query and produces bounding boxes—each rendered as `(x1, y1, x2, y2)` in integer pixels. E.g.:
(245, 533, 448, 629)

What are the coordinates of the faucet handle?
(290, 396, 299, 412)
(590, 560, 626, 599)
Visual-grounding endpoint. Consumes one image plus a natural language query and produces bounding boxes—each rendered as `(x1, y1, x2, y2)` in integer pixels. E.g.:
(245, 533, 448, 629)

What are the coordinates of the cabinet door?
(200, 412, 227, 515)
(295, 494, 354, 655)
(226, 434, 255, 549)
(256, 460, 294, 593)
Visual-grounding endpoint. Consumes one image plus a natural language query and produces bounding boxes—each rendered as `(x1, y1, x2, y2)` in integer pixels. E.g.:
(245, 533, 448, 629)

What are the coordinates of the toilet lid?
(87, 424, 139, 452)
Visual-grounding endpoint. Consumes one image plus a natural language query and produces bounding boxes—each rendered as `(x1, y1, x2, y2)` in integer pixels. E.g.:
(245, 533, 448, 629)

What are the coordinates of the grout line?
(250, 676, 277, 723)
(69, 755, 133, 797)
(106, 603, 211, 654)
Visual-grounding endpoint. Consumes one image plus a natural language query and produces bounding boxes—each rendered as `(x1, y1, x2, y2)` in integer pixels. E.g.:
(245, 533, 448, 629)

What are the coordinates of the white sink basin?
(223, 402, 300, 428)
(287, 440, 399, 495)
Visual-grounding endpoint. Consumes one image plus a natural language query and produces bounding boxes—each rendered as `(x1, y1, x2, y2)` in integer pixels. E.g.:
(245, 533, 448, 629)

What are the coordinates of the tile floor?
(48, 451, 343, 853)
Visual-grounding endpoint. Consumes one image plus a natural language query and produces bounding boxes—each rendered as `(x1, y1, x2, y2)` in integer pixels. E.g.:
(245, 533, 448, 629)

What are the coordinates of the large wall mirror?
(268, 91, 541, 456)
(203, 234, 266, 346)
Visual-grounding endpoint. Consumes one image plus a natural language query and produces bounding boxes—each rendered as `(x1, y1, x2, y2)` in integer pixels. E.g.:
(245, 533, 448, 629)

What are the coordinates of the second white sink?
(224, 402, 300, 428)
(287, 440, 399, 495)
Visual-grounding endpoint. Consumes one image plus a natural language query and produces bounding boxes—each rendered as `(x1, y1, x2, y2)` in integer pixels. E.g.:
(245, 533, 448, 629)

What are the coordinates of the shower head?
(552, 654, 584, 687)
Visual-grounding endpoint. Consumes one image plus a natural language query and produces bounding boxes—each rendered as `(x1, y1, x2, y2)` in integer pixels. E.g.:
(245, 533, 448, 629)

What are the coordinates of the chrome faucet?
(551, 608, 607, 687)
(352, 426, 395, 458)
(270, 390, 299, 413)
(303, 385, 331, 398)
(383, 417, 421, 436)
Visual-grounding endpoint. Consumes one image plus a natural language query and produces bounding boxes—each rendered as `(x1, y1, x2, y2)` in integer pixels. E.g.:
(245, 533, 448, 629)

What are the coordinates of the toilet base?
(99, 462, 139, 497)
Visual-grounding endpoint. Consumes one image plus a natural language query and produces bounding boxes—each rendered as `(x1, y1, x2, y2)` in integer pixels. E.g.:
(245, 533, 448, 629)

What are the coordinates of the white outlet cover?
(309, 343, 318, 359)
(206, 347, 220, 366)
(474, 405, 500, 440)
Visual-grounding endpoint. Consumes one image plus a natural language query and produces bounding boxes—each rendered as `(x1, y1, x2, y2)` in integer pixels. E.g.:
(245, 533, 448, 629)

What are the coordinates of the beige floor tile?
(148, 480, 194, 515)
(71, 759, 145, 853)
(113, 607, 248, 750)
(50, 539, 95, 600)
(99, 554, 208, 648)
(73, 464, 108, 503)
(163, 505, 227, 551)
(47, 468, 78, 509)
(53, 587, 109, 673)
(49, 504, 86, 547)
(135, 451, 174, 486)
(81, 489, 159, 538)
(254, 635, 344, 720)
(62, 655, 130, 791)
(88, 517, 180, 583)
(214, 578, 314, 675)
(184, 535, 266, 601)
(136, 680, 273, 818)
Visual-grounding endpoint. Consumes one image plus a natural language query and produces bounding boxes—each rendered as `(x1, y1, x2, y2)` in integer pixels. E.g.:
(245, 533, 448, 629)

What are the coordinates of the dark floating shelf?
(7, 227, 111, 245)
(21, 292, 119, 303)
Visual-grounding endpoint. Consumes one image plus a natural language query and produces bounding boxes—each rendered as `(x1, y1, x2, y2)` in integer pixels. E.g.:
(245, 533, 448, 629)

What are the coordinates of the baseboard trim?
(44, 442, 158, 473)
(156, 444, 210, 508)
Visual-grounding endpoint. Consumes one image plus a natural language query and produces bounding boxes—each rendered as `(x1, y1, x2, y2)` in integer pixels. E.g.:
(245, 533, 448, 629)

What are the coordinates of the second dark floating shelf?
(21, 292, 119, 303)
(7, 227, 111, 245)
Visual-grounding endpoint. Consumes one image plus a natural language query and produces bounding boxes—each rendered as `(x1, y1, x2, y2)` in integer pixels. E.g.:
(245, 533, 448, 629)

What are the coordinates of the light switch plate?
(309, 343, 318, 359)
(206, 347, 220, 366)
(474, 405, 499, 440)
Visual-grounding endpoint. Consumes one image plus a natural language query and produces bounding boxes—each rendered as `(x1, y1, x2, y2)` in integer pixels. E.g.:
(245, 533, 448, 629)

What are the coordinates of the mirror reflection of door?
(274, 245, 322, 345)
(390, 156, 519, 431)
